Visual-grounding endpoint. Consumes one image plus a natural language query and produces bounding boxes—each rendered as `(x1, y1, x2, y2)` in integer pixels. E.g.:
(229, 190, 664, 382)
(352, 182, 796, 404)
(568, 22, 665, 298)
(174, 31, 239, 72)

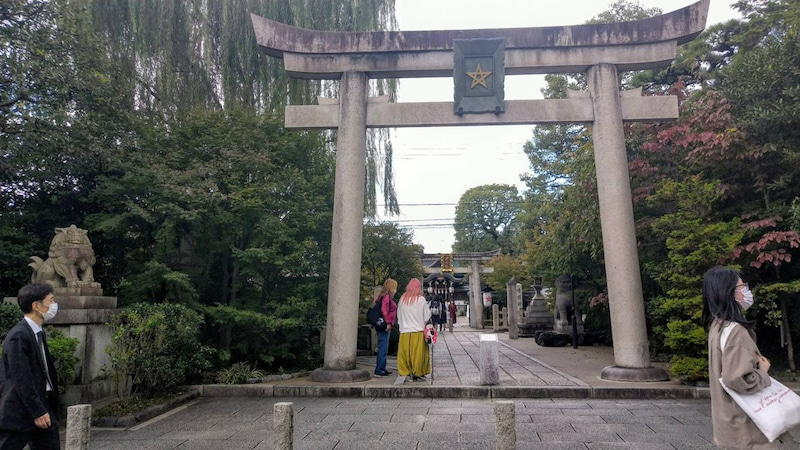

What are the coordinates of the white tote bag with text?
(719, 322, 800, 442)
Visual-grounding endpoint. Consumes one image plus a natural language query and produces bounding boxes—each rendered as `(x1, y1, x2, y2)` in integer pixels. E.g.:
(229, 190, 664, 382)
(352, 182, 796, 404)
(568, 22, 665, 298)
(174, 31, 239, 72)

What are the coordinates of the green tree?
(0, 0, 142, 294)
(361, 222, 423, 289)
(645, 178, 745, 381)
(453, 184, 522, 254)
(483, 254, 531, 305)
(87, 0, 399, 215)
(517, 0, 800, 377)
(713, 1, 800, 371)
(87, 108, 334, 310)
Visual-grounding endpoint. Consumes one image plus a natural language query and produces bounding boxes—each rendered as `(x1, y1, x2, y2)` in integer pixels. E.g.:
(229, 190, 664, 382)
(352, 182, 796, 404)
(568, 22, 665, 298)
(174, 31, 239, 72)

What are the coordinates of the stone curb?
(92, 389, 200, 428)
(193, 383, 716, 400)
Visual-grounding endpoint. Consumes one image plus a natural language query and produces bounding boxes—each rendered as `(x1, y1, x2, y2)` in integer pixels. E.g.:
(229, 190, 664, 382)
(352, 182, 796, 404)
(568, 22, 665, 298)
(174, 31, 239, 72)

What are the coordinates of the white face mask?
(739, 287, 754, 311)
(40, 302, 58, 321)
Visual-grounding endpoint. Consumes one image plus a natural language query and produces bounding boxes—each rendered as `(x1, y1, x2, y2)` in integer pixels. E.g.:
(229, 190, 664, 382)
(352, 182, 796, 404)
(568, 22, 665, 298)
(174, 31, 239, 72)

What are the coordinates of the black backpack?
(367, 296, 387, 331)
(430, 300, 441, 316)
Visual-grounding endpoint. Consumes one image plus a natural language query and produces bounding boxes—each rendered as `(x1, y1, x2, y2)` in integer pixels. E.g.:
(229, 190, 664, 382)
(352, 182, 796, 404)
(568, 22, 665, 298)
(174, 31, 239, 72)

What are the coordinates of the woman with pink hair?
(396, 278, 432, 381)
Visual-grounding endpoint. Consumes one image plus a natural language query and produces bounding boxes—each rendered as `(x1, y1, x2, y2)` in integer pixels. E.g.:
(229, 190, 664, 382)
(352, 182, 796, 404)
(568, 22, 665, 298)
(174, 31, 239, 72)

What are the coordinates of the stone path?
(358, 329, 583, 387)
(83, 329, 800, 448)
(89, 396, 735, 449)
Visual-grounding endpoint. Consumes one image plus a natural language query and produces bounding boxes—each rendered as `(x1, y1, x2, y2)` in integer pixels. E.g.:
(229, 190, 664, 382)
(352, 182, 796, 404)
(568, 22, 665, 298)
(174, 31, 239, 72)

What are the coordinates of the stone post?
(507, 280, 519, 340)
(492, 304, 499, 332)
(470, 260, 483, 328)
(448, 307, 454, 332)
(494, 400, 516, 450)
(66, 404, 91, 450)
(274, 402, 293, 450)
(479, 334, 499, 385)
(310, 71, 371, 383)
(588, 63, 668, 382)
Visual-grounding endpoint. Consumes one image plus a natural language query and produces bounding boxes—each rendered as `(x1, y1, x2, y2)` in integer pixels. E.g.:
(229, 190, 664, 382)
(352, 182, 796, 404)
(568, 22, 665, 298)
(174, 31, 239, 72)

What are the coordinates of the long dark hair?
(701, 266, 752, 330)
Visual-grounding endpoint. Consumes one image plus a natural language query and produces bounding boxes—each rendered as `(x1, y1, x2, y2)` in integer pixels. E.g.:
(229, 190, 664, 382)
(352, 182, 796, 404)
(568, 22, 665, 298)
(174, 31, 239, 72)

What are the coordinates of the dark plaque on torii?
(453, 38, 505, 116)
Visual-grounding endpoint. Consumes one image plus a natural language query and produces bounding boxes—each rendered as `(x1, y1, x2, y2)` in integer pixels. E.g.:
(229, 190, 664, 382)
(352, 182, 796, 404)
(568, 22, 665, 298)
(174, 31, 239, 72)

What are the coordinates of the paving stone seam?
(193, 383, 712, 400)
(495, 339, 588, 387)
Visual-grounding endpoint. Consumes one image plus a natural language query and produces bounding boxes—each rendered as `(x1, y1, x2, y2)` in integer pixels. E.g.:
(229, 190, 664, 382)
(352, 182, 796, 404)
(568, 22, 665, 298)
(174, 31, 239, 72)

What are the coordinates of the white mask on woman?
(739, 287, 754, 311)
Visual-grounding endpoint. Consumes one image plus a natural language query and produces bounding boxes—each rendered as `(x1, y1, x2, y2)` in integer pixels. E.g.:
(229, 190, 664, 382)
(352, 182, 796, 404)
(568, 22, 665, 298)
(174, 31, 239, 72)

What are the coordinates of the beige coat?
(708, 319, 789, 449)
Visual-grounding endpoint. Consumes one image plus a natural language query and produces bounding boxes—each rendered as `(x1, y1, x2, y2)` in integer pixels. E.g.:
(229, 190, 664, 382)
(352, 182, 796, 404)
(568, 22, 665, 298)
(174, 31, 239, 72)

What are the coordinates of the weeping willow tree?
(89, 0, 399, 214)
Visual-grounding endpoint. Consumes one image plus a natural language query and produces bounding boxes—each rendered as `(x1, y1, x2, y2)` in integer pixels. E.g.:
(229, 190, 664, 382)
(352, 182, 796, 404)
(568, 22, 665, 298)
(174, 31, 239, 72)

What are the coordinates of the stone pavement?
(83, 327, 800, 449)
(421, 329, 583, 386)
(88, 396, 800, 449)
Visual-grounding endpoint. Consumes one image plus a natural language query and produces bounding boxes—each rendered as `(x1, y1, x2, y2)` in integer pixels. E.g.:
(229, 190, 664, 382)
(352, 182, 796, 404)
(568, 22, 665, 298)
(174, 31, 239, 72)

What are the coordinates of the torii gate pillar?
(310, 72, 371, 382)
(589, 64, 663, 379)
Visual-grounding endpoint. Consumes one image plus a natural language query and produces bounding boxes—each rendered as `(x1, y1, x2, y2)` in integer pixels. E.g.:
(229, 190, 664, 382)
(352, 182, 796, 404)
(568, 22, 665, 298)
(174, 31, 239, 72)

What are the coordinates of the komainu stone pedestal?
(6, 287, 121, 404)
(52, 287, 120, 403)
(518, 283, 554, 338)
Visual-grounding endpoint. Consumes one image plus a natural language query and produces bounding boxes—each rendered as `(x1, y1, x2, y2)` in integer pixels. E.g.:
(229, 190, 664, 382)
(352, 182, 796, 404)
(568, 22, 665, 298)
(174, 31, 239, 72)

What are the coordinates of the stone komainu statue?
(29, 224, 100, 288)
(554, 274, 582, 327)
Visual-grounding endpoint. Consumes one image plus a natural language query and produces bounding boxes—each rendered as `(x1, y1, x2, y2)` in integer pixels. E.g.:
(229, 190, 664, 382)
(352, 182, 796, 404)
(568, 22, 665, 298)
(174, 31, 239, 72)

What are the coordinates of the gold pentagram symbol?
(466, 63, 492, 89)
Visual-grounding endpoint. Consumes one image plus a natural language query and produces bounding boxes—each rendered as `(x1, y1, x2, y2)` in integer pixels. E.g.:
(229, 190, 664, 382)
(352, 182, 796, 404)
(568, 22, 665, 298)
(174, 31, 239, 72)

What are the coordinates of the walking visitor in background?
(373, 279, 397, 377)
(396, 278, 431, 381)
(429, 294, 445, 332)
(702, 266, 794, 448)
(0, 283, 61, 450)
(448, 300, 457, 325)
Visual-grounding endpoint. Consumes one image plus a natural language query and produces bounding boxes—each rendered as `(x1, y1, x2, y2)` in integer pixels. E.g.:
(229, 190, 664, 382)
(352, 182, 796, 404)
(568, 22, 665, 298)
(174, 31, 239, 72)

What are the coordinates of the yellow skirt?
(397, 331, 431, 377)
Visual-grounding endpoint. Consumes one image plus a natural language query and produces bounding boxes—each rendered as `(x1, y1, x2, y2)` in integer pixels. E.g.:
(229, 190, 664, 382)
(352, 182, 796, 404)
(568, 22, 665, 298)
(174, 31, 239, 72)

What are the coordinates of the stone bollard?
(494, 400, 516, 450)
(480, 334, 500, 385)
(66, 404, 91, 450)
(274, 402, 294, 450)
(507, 281, 519, 340)
(492, 304, 499, 332)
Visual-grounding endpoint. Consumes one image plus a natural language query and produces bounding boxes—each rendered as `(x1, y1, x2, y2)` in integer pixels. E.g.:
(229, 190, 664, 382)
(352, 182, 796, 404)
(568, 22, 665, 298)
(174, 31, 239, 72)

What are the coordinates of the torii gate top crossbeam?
(251, 0, 709, 79)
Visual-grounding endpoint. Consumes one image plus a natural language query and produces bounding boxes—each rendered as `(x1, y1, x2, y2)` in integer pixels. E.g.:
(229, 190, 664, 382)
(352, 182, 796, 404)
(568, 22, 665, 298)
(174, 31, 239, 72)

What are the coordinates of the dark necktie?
(36, 331, 54, 392)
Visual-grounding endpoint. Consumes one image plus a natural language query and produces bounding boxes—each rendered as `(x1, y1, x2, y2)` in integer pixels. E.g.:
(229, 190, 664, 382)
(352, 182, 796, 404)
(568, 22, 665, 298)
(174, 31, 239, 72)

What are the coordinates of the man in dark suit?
(0, 283, 60, 449)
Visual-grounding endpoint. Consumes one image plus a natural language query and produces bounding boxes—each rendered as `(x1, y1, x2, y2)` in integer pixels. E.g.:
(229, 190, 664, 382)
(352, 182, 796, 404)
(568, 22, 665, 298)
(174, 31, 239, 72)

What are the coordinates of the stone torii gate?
(423, 250, 498, 329)
(251, 0, 710, 383)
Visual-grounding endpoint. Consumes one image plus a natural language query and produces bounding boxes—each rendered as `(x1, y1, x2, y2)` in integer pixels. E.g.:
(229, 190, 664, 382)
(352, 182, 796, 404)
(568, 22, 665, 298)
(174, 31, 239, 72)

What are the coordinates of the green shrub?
(216, 362, 265, 384)
(0, 303, 78, 395)
(107, 303, 213, 398)
(0, 302, 22, 342)
(202, 303, 322, 372)
(670, 355, 708, 384)
(45, 327, 79, 395)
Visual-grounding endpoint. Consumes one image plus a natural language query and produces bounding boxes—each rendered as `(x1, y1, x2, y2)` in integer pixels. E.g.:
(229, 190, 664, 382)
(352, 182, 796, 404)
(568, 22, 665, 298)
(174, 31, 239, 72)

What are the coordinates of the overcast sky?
(377, 0, 742, 254)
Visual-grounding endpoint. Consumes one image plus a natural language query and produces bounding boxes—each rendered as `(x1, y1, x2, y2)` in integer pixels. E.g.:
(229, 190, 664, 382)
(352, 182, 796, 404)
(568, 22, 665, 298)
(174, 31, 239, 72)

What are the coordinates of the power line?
(377, 200, 526, 207)
(378, 202, 458, 207)
(389, 218, 453, 223)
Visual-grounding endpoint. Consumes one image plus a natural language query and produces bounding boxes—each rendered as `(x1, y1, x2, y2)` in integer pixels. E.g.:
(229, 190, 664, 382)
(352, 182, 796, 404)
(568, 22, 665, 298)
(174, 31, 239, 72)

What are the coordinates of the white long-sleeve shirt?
(396, 295, 431, 333)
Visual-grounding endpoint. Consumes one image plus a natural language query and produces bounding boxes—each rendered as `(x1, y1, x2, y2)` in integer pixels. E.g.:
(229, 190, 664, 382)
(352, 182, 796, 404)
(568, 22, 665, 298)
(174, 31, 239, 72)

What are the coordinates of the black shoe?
(374, 371, 390, 377)
(383, 370, 393, 375)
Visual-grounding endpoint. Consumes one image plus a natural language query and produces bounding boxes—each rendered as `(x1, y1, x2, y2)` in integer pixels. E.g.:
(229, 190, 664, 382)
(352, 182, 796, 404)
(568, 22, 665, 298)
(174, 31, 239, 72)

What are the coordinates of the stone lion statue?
(554, 274, 582, 328)
(29, 224, 100, 288)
